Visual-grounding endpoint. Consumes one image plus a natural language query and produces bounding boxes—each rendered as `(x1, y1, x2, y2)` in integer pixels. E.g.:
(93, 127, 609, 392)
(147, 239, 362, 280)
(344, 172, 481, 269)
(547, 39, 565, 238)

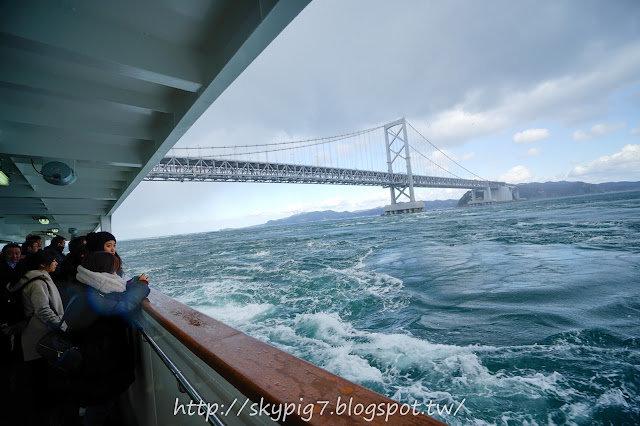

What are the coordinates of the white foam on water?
(294, 311, 354, 345)
(499, 412, 540, 426)
(355, 248, 374, 269)
(196, 303, 276, 327)
(223, 264, 268, 273)
(289, 312, 384, 382)
(326, 261, 408, 311)
(595, 388, 629, 409)
(253, 250, 271, 258)
(287, 314, 575, 411)
(557, 402, 591, 425)
(323, 346, 384, 383)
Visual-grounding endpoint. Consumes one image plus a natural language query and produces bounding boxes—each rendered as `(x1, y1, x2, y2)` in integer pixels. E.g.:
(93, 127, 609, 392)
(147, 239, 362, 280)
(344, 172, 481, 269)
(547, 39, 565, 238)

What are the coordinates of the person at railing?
(85, 232, 128, 280)
(8, 251, 66, 361)
(6, 250, 67, 424)
(66, 251, 149, 426)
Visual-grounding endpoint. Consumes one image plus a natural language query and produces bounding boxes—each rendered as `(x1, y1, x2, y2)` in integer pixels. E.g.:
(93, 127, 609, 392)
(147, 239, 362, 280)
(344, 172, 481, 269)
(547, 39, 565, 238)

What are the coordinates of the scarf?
(76, 265, 127, 294)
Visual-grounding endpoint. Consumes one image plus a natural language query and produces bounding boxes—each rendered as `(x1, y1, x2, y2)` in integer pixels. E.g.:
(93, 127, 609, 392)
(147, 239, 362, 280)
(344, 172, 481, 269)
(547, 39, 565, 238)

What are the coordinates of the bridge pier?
(383, 201, 425, 215)
(468, 185, 518, 206)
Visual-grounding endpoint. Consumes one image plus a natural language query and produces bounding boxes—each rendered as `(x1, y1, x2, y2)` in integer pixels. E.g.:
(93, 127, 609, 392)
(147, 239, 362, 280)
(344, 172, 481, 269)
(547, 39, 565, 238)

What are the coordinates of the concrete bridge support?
(468, 185, 518, 205)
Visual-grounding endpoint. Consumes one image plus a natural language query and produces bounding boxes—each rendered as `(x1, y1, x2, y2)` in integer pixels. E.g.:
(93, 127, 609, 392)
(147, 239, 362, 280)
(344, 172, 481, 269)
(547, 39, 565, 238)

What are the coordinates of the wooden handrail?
(142, 289, 446, 425)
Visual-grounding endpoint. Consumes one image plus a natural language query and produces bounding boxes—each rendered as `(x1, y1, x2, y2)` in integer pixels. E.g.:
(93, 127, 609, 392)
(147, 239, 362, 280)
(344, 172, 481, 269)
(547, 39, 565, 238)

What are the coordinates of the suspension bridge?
(145, 119, 519, 214)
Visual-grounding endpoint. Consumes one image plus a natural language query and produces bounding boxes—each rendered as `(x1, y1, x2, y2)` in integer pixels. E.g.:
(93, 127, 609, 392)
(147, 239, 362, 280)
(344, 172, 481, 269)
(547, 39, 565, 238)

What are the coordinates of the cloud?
(412, 39, 640, 147)
(572, 122, 626, 141)
(524, 148, 541, 157)
(631, 125, 640, 135)
(112, 0, 640, 239)
(497, 165, 532, 183)
(192, 0, 640, 149)
(416, 108, 508, 146)
(572, 130, 591, 141)
(513, 128, 550, 144)
(569, 144, 640, 182)
(462, 152, 476, 161)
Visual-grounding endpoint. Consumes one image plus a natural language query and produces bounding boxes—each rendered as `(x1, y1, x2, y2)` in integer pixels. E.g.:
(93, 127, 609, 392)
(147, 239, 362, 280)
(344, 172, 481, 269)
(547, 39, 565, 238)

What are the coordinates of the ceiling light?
(0, 170, 9, 187)
(36, 217, 50, 225)
(32, 160, 77, 186)
(50, 228, 59, 233)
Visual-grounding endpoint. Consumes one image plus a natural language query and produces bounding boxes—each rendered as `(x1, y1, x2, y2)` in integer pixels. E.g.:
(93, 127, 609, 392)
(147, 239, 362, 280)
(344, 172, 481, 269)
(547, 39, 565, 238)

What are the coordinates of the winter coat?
(7, 270, 67, 361)
(67, 266, 150, 405)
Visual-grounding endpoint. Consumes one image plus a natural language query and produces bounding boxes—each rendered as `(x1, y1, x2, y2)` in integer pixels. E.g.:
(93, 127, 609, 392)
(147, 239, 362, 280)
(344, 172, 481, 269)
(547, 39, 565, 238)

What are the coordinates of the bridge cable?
(407, 122, 488, 181)
(169, 126, 383, 151)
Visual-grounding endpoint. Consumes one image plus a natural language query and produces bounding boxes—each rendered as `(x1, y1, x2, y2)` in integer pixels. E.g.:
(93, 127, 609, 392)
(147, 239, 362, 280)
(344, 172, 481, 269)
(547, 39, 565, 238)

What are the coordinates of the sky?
(113, 0, 640, 240)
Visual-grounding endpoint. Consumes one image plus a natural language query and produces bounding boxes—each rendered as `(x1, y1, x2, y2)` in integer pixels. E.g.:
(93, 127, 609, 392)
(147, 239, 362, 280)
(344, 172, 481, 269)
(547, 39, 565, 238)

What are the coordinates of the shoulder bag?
(36, 293, 82, 373)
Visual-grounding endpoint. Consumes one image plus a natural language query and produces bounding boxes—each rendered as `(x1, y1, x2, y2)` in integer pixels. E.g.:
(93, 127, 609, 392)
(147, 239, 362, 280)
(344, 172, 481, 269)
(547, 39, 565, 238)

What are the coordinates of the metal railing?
(138, 326, 226, 426)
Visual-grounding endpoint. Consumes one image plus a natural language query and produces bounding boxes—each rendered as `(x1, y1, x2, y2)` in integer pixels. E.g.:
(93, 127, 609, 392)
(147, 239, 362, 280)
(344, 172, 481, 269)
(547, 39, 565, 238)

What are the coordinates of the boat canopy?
(0, 0, 309, 242)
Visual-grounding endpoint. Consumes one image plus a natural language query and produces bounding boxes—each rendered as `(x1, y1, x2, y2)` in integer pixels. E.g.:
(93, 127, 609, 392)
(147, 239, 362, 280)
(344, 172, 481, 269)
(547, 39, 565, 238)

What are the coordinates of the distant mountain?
(257, 181, 640, 227)
(457, 181, 640, 206)
(517, 181, 640, 199)
(261, 199, 458, 227)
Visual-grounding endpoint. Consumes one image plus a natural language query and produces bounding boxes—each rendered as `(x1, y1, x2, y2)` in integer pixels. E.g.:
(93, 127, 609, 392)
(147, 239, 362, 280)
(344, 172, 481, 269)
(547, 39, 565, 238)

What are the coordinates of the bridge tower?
(382, 118, 425, 215)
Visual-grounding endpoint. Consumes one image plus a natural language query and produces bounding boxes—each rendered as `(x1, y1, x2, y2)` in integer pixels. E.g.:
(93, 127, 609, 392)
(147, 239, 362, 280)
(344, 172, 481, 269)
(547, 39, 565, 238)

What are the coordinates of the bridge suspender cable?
(169, 126, 383, 151)
(406, 122, 488, 182)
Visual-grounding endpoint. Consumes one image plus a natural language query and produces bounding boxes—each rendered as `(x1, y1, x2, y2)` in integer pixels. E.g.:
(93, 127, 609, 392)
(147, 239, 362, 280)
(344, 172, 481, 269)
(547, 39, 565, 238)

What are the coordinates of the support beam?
(106, 0, 314, 216)
(0, 129, 151, 167)
(0, 54, 176, 113)
(0, 1, 205, 92)
(100, 215, 112, 233)
(0, 201, 109, 216)
(0, 103, 163, 141)
(0, 184, 119, 200)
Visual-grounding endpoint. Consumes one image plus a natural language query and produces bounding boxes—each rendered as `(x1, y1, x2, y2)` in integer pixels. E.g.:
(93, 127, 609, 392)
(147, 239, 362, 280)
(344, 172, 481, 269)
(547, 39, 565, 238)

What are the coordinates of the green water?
(120, 191, 640, 425)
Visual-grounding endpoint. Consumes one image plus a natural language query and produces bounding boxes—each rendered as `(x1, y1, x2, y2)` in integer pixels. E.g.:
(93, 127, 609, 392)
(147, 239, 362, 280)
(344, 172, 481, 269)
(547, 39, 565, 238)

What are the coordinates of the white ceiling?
(0, 0, 310, 242)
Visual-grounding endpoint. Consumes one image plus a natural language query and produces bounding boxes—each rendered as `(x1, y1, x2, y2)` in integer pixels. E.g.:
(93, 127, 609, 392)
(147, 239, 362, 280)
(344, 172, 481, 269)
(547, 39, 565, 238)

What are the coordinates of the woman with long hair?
(8, 250, 68, 424)
(85, 232, 127, 279)
(67, 251, 149, 425)
(8, 250, 66, 361)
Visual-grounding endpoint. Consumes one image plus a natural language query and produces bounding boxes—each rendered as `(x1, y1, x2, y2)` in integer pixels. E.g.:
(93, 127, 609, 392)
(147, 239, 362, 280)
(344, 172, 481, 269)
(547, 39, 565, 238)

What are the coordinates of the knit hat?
(86, 231, 116, 252)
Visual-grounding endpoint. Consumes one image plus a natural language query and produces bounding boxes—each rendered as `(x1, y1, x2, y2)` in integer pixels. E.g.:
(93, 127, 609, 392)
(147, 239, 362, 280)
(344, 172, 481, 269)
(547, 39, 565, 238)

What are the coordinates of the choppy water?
(119, 191, 640, 425)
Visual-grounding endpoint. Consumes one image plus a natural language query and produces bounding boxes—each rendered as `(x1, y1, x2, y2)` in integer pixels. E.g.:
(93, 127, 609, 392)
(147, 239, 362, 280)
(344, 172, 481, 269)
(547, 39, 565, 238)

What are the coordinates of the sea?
(118, 190, 640, 425)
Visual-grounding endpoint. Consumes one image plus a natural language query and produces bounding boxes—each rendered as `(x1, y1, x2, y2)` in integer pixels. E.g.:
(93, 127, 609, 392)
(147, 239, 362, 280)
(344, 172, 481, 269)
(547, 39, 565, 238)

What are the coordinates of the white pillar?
(100, 215, 112, 233)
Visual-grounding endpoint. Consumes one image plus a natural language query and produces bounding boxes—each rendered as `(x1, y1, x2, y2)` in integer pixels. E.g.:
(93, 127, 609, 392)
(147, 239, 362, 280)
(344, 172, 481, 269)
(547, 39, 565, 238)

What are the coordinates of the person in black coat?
(1, 243, 22, 362)
(66, 251, 149, 426)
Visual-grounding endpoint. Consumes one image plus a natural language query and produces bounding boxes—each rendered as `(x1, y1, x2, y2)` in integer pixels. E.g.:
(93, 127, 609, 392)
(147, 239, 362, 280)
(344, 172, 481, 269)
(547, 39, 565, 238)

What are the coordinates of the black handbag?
(36, 294, 82, 372)
(37, 329, 83, 371)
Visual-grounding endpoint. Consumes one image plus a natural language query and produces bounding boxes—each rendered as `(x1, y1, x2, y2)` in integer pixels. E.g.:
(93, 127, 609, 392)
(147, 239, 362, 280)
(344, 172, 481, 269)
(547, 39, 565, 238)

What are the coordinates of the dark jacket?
(0, 261, 22, 362)
(66, 268, 149, 405)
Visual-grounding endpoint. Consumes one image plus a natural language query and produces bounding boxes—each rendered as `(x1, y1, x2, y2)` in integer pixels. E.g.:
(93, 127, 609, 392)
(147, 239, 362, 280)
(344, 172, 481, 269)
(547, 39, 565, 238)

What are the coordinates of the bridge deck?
(145, 157, 506, 189)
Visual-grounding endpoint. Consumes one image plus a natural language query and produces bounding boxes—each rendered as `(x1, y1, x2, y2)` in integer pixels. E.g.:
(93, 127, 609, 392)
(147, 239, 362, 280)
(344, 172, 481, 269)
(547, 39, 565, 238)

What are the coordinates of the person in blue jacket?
(66, 251, 150, 426)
